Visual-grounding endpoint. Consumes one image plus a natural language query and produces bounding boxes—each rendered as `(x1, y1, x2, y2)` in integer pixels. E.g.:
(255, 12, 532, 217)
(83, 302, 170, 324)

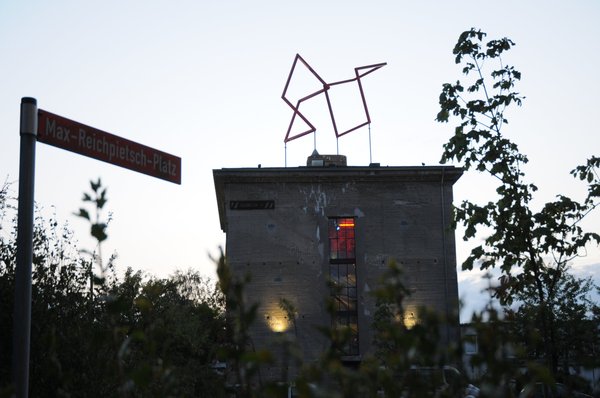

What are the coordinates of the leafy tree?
(215, 250, 274, 397)
(364, 261, 464, 398)
(73, 178, 227, 397)
(436, 28, 600, 375)
(0, 179, 227, 397)
(506, 271, 599, 376)
(1, 181, 100, 396)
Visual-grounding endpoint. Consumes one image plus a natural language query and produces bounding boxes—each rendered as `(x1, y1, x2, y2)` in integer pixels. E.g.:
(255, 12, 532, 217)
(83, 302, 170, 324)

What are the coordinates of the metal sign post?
(11, 98, 182, 397)
(13, 97, 38, 398)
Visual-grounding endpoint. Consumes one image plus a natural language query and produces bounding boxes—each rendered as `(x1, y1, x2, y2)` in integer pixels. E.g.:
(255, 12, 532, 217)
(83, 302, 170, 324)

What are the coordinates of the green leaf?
(74, 208, 90, 220)
(91, 223, 108, 242)
(90, 179, 101, 192)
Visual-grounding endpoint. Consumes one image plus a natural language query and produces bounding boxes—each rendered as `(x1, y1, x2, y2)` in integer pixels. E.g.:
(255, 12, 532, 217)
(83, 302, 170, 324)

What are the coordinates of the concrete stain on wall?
(300, 184, 335, 216)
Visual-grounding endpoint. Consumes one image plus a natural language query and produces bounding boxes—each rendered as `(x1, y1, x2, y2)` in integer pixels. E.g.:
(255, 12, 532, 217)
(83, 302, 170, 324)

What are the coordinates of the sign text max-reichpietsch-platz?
(37, 109, 181, 184)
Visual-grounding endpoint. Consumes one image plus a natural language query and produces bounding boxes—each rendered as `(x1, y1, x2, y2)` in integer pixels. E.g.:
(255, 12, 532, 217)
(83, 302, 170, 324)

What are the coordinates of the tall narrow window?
(328, 217, 359, 356)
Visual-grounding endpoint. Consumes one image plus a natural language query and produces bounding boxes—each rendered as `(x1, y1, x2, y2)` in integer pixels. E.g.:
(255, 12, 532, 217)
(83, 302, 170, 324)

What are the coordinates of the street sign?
(37, 109, 181, 184)
(15, 99, 183, 398)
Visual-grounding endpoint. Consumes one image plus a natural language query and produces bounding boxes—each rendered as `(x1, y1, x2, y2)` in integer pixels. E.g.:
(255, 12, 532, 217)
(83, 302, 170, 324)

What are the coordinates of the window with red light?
(328, 217, 356, 260)
(328, 217, 359, 356)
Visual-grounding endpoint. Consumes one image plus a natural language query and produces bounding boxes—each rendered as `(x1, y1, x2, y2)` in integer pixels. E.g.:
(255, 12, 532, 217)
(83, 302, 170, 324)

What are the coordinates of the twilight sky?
(1, 0, 599, 320)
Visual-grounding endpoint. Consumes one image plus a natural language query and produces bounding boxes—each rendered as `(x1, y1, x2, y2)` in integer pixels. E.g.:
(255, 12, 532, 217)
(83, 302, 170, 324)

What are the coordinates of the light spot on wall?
(403, 309, 418, 329)
(266, 313, 289, 333)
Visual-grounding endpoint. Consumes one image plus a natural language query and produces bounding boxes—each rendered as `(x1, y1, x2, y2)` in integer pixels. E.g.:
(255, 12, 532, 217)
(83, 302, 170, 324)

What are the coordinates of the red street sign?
(37, 109, 181, 184)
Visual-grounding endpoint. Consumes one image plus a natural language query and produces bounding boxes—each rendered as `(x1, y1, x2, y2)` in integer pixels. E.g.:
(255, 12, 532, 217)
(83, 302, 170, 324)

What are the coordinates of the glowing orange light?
(403, 310, 418, 329)
(338, 222, 355, 228)
(266, 314, 289, 333)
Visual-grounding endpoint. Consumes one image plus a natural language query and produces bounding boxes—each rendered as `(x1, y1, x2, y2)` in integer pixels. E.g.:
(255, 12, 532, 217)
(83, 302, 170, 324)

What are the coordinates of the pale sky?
(1, 0, 599, 321)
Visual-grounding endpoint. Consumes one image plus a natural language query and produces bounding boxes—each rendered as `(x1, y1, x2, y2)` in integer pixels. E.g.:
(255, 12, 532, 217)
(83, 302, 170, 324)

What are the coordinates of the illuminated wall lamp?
(265, 315, 289, 333)
(403, 311, 417, 329)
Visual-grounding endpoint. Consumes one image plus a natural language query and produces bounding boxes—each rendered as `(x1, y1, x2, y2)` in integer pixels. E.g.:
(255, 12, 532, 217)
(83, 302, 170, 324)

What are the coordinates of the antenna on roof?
(281, 54, 386, 166)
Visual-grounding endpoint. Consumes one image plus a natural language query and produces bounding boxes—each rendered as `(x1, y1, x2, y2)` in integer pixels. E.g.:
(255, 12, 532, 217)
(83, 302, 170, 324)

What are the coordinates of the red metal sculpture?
(282, 54, 386, 143)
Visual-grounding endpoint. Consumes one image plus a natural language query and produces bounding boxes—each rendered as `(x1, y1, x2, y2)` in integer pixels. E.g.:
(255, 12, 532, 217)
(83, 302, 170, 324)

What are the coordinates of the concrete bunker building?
(213, 153, 462, 376)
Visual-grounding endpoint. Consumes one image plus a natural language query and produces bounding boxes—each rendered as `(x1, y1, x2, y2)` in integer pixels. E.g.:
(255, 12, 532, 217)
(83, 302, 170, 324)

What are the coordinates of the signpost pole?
(13, 97, 38, 398)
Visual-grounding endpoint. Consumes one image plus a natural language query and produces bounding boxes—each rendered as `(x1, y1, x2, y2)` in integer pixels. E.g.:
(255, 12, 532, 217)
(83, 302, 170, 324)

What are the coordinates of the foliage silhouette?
(437, 27, 599, 380)
(0, 180, 226, 397)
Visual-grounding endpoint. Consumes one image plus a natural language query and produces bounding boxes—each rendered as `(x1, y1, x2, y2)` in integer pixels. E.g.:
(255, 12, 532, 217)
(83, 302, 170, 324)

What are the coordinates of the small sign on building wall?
(230, 200, 275, 210)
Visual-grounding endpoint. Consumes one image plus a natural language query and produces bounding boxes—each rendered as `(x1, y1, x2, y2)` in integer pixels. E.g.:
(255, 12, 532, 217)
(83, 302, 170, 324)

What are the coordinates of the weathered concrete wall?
(214, 166, 461, 377)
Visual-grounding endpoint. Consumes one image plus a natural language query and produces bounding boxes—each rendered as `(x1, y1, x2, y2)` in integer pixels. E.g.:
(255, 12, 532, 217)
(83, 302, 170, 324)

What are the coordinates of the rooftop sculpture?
(282, 54, 386, 144)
